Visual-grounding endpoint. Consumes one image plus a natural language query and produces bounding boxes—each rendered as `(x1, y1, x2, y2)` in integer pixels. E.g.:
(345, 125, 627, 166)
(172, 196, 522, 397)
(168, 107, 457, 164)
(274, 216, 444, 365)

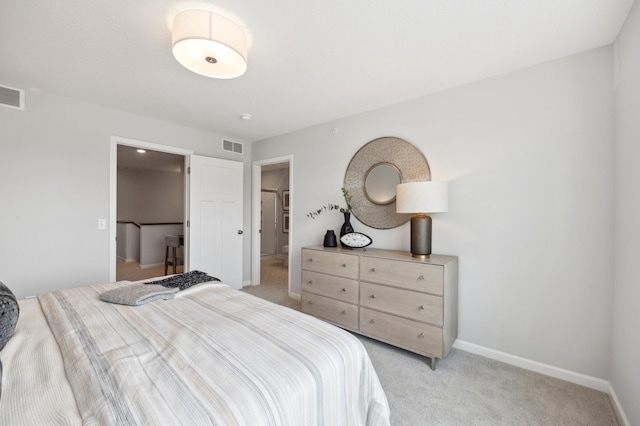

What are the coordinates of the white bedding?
(0, 281, 390, 425)
(0, 298, 81, 425)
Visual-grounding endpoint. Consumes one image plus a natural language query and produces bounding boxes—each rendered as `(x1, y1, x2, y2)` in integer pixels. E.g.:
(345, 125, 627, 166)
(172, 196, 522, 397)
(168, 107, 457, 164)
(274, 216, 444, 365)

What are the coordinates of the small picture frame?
(282, 190, 290, 211)
(283, 213, 289, 233)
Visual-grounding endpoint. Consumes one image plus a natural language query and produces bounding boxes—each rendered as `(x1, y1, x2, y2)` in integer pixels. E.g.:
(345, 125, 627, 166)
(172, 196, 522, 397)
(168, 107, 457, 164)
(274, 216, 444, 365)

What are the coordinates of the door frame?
(109, 136, 193, 282)
(252, 155, 293, 292)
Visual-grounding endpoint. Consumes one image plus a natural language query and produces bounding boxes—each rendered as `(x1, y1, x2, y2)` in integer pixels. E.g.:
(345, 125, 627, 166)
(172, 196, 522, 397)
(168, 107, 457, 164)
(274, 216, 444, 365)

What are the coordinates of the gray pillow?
(0, 280, 19, 399)
(0, 280, 19, 351)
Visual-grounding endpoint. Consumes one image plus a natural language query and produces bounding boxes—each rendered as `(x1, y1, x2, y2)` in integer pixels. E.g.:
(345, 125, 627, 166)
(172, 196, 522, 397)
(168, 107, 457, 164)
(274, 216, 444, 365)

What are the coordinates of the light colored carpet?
(357, 336, 619, 425)
(242, 255, 301, 311)
(243, 256, 620, 425)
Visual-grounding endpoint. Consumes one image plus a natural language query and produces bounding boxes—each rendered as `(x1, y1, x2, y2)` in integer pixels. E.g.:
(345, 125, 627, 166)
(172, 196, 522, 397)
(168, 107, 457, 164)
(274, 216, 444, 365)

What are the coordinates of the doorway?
(110, 137, 191, 282)
(115, 145, 185, 281)
(251, 156, 292, 295)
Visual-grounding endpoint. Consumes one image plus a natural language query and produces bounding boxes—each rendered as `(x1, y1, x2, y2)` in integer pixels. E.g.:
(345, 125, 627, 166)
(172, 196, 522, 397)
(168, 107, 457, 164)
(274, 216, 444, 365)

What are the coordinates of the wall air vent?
(222, 139, 244, 155)
(0, 85, 25, 110)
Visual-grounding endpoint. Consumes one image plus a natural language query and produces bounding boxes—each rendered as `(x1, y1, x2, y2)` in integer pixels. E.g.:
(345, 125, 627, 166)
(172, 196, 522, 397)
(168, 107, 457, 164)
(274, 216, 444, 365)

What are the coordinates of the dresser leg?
(429, 356, 436, 370)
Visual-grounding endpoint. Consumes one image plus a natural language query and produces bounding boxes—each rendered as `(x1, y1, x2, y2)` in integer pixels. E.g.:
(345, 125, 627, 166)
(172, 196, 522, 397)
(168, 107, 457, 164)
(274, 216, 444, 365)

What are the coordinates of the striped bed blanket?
(22, 282, 390, 425)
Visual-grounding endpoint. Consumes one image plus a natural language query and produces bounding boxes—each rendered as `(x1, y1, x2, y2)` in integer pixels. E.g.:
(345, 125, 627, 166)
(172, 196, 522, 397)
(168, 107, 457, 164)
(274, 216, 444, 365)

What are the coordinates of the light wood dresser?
(301, 246, 458, 369)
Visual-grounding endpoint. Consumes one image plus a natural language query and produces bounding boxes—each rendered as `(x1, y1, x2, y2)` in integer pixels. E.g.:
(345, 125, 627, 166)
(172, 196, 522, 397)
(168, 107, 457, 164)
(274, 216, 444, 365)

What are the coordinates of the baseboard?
(607, 382, 631, 426)
(289, 291, 301, 300)
(139, 262, 163, 270)
(452, 341, 629, 425)
(453, 340, 610, 392)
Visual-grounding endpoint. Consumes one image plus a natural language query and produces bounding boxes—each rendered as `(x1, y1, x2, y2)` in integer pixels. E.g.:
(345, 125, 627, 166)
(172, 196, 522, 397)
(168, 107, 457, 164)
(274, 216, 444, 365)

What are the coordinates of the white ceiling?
(117, 144, 184, 172)
(0, 0, 634, 143)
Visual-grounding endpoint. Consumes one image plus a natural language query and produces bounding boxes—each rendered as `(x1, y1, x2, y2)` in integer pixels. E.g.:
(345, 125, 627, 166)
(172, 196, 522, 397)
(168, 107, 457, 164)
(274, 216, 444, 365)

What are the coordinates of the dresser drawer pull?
(307, 301, 313, 305)
(308, 258, 313, 262)
(418, 275, 425, 280)
(370, 294, 376, 299)
(418, 333, 425, 338)
(341, 310, 346, 315)
(419, 305, 425, 310)
(370, 319, 376, 324)
(370, 268, 376, 272)
(308, 280, 313, 285)
(341, 288, 346, 292)
(341, 263, 347, 267)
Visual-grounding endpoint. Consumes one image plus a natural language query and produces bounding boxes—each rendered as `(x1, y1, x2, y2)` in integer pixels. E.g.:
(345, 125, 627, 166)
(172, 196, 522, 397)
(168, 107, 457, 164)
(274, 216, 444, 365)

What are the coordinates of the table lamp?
(396, 181, 448, 258)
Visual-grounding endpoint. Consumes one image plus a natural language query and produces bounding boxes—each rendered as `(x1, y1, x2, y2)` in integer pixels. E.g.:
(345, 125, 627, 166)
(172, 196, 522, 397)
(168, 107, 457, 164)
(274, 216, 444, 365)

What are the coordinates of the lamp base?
(410, 213, 432, 258)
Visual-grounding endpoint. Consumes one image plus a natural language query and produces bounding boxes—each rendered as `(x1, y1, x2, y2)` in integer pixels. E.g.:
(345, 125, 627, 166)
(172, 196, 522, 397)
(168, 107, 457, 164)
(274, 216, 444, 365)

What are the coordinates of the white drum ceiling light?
(172, 10, 248, 79)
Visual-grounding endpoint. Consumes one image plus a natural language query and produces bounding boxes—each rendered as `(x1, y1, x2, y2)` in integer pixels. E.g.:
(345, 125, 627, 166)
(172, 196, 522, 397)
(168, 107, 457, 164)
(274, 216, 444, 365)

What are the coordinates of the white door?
(260, 191, 277, 255)
(189, 155, 243, 289)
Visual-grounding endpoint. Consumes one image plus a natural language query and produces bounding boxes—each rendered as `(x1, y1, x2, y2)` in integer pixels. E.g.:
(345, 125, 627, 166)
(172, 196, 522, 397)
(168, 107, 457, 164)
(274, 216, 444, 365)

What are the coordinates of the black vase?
(340, 212, 354, 247)
(323, 230, 337, 247)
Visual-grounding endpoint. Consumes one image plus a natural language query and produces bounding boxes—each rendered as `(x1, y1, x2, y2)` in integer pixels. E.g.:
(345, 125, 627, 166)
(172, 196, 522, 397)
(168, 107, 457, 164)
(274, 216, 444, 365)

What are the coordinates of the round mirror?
(344, 137, 430, 229)
(364, 162, 402, 205)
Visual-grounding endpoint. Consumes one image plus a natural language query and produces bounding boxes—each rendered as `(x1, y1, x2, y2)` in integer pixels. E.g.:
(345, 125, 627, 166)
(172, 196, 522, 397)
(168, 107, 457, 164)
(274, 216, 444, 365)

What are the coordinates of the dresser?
(301, 246, 458, 369)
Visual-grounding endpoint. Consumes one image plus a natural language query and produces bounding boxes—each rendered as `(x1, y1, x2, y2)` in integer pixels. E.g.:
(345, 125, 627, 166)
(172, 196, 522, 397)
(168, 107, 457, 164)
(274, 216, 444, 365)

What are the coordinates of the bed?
(0, 278, 390, 425)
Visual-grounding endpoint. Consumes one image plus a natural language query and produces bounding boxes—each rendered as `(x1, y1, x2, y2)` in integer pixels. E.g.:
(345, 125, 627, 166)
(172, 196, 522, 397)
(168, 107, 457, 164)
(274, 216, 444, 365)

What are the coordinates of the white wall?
(0, 90, 252, 299)
(116, 222, 140, 262)
(253, 47, 615, 379)
(612, 1, 640, 423)
(117, 167, 184, 223)
(139, 224, 183, 267)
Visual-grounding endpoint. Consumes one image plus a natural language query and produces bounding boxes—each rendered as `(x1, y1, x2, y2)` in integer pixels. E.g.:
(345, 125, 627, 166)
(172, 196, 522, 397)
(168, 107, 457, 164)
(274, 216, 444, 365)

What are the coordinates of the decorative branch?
(307, 187, 353, 219)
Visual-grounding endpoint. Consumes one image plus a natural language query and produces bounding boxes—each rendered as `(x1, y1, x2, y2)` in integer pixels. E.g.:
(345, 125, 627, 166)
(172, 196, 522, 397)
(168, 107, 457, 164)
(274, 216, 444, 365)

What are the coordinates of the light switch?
(97, 219, 106, 230)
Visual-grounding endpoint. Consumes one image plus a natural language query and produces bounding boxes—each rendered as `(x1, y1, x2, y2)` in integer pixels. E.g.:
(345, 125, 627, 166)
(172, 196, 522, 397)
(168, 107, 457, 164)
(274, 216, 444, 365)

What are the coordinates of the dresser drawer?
(360, 257, 443, 295)
(302, 249, 359, 279)
(302, 270, 359, 304)
(360, 308, 443, 357)
(360, 282, 443, 326)
(301, 292, 358, 330)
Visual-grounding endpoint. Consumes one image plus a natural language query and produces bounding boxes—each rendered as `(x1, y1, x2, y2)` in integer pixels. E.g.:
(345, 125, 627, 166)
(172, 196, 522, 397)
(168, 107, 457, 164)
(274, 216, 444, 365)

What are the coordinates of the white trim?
(117, 256, 139, 263)
(109, 136, 193, 282)
(453, 340, 609, 392)
(608, 383, 631, 426)
(289, 291, 301, 301)
(455, 340, 630, 425)
(251, 155, 293, 292)
(139, 262, 165, 270)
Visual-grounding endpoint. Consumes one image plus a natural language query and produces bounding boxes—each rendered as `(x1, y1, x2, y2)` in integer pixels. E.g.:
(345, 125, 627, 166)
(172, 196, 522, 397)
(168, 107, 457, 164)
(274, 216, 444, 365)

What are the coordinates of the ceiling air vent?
(0, 85, 25, 110)
(222, 139, 243, 155)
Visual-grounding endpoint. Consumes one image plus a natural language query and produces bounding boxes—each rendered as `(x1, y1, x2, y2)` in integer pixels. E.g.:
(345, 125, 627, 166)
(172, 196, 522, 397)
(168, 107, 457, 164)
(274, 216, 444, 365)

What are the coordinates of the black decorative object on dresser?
(339, 212, 355, 246)
(301, 246, 458, 370)
(323, 230, 338, 247)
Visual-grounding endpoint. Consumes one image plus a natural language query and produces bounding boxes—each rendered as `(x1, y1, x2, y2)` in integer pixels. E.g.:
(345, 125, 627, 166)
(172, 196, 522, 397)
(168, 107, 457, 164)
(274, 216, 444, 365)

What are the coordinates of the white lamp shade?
(172, 10, 248, 79)
(396, 181, 449, 214)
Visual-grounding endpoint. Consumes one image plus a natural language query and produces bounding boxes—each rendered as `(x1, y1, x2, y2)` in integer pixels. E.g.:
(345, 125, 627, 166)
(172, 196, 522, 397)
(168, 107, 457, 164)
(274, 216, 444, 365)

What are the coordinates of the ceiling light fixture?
(137, 149, 146, 154)
(171, 10, 248, 79)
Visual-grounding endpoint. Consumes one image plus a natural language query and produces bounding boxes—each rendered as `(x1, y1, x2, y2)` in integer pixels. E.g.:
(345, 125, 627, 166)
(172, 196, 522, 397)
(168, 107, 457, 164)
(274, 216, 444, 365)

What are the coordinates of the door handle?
(237, 230, 243, 234)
